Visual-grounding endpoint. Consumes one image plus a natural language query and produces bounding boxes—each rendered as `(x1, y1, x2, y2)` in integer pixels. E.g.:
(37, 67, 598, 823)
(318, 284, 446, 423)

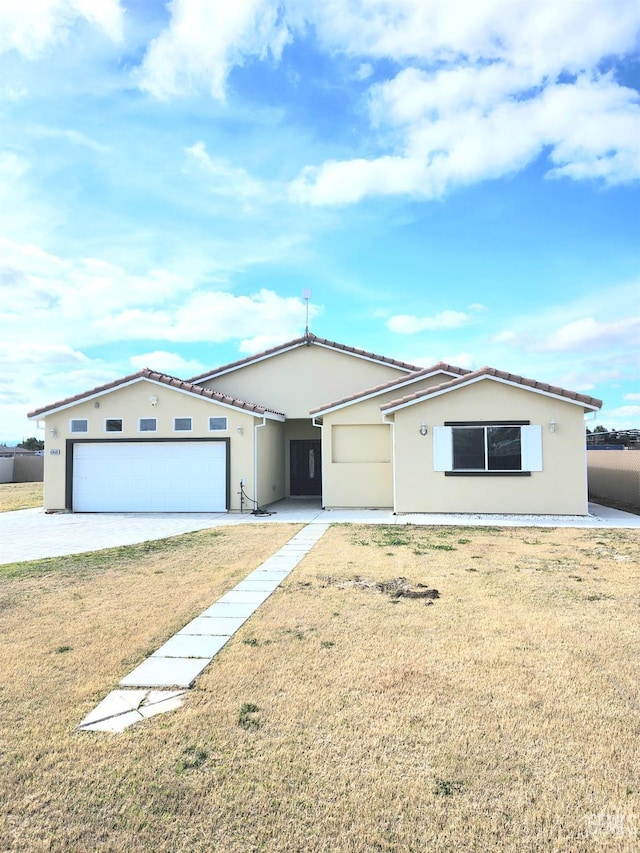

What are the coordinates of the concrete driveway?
(1, 500, 638, 566)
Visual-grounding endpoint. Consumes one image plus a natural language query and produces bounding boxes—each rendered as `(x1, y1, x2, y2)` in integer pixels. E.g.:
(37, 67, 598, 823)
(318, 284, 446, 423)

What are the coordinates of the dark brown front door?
(290, 440, 321, 496)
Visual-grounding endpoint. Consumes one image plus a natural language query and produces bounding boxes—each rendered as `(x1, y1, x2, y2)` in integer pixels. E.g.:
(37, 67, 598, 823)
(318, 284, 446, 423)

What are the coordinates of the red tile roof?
(379, 366, 603, 412)
(27, 368, 285, 419)
(309, 362, 471, 415)
(188, 332, 422, 383)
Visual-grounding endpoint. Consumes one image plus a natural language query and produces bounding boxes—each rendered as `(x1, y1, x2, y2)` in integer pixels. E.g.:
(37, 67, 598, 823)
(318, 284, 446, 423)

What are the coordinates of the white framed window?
(208, 416, 228, 431)
(139, 417, 157, 432)
(70, 419, 88, 433)
(174, 417, 192, 432)
(434, 423, 542, 474)
(105, 418, 123, 433)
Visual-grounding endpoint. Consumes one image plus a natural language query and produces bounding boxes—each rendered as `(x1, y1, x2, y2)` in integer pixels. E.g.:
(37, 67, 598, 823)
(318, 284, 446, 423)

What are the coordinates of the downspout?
(312, 416, 323, 508)
(382, 413, 397, 515)
(254, 416, 267, 508)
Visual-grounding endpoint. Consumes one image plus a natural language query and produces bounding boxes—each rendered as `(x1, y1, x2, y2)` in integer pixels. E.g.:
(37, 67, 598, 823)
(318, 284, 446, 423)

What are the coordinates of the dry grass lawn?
(0, 481, 43, 512)
(1, 523, 639, 852)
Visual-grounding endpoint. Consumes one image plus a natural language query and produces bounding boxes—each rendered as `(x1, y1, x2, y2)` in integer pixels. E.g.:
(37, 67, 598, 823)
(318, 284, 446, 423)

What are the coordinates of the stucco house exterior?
(28, 333, 602, 515)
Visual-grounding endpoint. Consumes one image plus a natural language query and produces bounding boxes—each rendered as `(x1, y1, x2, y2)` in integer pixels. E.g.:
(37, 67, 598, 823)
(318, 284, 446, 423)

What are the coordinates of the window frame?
(70, 418, 88, 433)
(104, 418, 124, 433)
(173, 416, 193, 433)
(208, 416, 228, 432)
(433, 422, 542, 476)
(138, 417, 158, 433)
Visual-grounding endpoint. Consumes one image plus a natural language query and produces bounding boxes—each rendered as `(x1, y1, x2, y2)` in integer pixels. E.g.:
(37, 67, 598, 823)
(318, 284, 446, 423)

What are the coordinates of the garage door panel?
(73, 442, 227, 512)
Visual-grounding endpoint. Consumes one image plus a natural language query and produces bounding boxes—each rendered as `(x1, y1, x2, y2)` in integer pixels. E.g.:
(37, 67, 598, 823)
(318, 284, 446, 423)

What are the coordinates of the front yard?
(0, 523, 639, 851)
(0, 481, 42, 512)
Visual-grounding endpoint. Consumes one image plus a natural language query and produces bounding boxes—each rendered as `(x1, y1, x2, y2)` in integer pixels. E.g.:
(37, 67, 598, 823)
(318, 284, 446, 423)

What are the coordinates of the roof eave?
(380, 373, 603, 414)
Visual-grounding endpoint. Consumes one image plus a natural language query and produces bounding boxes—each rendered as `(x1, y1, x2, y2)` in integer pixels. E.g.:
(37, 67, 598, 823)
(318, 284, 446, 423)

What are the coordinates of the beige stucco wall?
(391, 380, 590, 515)
(255, 418, 285, 508)
(38, 379, 260, 511)
(197, 343, 410, 418)
(318, 375, 454, 508)
(321, 397, 395, 508)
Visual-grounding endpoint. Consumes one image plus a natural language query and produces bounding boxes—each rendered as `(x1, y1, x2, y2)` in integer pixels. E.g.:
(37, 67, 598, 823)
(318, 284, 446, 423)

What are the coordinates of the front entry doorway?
(290, 439, 322, 496)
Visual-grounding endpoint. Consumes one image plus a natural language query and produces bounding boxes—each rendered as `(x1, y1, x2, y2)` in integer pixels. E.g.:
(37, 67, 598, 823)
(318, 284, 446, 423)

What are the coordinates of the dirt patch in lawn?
(0, 481, 42, 512)
(1, 523, 639, 852)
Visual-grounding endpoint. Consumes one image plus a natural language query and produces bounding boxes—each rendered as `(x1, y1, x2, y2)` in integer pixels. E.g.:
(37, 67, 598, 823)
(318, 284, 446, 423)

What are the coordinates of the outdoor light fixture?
(549, 420, 557, 433)
(150, 396, 158, 407)
(236, 426, 244, 436)
(419, 422, 428, 436)
(50, 427, 58, 438)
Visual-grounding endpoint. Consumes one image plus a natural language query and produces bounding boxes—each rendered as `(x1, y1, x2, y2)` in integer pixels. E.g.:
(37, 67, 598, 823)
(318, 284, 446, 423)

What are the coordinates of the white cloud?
(185, 141, 266, 201)
(130, 351, 205, 376)
(29, 125, 110, 154)
(0, 0, 124, 58)
(535, 317, 640, 353)
(293, 71, 640, 204)
(136, 0, 290, 100)
(387, 309, 474, 334)
(624, 393, 640, 401)
(284, 0, 640, 203)
(603, 404, 640, 419)
(97, 288, 316, 344)
(387, 304, 486, 335)
(296, 0, 639, 73)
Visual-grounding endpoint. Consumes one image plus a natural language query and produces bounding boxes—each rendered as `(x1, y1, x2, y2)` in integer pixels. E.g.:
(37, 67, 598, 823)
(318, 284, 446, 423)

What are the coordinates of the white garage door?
(73, 442, 227, 512)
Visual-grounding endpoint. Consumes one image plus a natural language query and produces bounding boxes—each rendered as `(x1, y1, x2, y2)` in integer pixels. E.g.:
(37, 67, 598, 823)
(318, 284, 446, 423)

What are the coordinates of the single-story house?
(28, 333, 602, 515)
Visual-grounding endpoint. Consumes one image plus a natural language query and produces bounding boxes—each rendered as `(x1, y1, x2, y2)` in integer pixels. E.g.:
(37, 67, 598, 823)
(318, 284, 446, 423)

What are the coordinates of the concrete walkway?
(78, 524, 329, 732)
(1, 501, 638, 566)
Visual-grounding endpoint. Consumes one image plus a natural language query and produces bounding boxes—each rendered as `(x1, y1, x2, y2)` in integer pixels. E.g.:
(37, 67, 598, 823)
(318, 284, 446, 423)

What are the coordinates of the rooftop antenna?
(303, 288, 312, 336)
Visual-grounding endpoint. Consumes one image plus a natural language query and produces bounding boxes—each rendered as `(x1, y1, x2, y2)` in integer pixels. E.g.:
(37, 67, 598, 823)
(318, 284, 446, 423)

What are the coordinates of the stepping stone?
(120, 656, 210, 688)
(218, 589, 273, 604)
(153, 634, 229, 658)
(199, 601, 259, 618)
(233, 579, 280, 592)
(177, 615, 247, 635)
(78, 689, 147, 728)
(78, 689, 186, 732)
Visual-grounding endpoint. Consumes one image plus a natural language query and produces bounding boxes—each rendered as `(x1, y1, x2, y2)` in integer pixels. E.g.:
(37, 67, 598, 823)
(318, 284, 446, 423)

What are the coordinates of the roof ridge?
(188, 333, 423, 383)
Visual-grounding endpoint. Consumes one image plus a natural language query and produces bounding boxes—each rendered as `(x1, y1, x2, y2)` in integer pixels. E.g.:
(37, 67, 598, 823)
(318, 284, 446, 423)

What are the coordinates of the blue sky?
(1, 0, 639, 442)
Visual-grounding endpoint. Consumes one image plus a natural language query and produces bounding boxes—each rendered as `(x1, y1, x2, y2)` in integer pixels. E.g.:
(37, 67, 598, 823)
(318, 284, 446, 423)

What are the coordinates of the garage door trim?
(66, 437, 231, 511)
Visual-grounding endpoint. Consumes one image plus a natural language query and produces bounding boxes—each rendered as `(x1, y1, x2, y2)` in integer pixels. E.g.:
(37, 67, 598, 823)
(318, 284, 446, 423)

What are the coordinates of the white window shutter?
(521, 425, 543, 471)
(433, 426, 453, 471)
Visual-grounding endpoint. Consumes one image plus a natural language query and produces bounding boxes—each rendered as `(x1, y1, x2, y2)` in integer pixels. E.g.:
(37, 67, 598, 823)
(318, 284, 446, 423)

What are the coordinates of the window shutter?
(521, 425, 543, 471)
(433, 426, 453, 471)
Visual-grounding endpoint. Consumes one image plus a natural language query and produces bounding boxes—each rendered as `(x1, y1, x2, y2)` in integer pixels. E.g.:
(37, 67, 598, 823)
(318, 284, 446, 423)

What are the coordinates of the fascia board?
(312, 369, 461, 416)
(29, 376, 283, 420)
(381, 374, 602, 414)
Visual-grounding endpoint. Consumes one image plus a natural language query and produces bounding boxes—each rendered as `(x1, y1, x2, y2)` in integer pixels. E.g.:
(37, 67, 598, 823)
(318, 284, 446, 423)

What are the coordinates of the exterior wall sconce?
(549, 420, 557, 433)
(50, 427, 58, 438)
(419, 422, 428, 436)
(236, 426, 244, 436)
(150, 396, 158, 407)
